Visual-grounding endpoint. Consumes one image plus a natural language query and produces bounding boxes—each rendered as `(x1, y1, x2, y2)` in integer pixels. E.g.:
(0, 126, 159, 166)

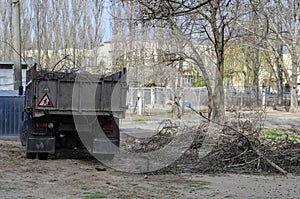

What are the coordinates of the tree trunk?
(211, 70, 225, 124)
(289, 87, 298, 112)
(289, 49, 298, 112)
(172, 96, 181, 120)
(253, 49, 260, 107)
(276, 16, 284, 106)
(277, 62, 283, 106)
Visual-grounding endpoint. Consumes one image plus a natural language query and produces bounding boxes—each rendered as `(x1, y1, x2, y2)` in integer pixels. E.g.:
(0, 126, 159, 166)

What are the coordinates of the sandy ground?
(0, 138, 299, 199)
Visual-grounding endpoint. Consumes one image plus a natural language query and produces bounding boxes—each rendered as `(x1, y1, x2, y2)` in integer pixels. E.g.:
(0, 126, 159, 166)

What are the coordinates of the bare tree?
(259, 0, 300, 112)
(116, 0, 243, 124)
(0, 0, 13, 60)
(234, 1, 268, 106)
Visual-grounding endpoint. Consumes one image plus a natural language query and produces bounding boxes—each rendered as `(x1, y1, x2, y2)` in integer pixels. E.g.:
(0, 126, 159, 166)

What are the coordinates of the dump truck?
(19, 65, 127, 160)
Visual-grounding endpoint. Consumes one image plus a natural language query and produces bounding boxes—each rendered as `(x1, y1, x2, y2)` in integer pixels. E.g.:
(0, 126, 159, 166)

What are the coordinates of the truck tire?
(26, 151, 36, 159)
(37, 153, 48, 160)
(19, 122, 27, 146)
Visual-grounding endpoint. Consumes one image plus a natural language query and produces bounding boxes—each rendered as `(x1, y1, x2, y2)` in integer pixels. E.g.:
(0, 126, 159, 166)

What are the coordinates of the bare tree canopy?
(0, 0, 105, 69)
(112, 0, 246, 122)
(252, 0, 300, 112)
(112, 0, 300, 113)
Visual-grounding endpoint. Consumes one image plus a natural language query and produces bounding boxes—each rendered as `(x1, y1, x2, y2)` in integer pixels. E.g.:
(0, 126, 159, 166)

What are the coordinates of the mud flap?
(26, 137, 55, 153)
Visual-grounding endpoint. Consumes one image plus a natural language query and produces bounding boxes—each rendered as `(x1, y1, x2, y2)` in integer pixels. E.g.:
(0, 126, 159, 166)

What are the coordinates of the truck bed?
(25, 67, 127, 118)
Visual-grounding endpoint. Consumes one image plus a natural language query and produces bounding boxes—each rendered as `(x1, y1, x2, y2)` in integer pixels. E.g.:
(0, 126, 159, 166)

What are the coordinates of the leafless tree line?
(0, 0, 105, 70)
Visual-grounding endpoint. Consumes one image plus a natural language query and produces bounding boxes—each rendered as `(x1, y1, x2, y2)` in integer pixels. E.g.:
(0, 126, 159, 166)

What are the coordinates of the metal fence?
(127, 87, 173, 108)
(127, 86, 294, 111)
(0, 94, 24, 136)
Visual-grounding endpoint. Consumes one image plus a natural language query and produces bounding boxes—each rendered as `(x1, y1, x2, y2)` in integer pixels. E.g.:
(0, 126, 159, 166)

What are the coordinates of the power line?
(0, 40, 28, 65)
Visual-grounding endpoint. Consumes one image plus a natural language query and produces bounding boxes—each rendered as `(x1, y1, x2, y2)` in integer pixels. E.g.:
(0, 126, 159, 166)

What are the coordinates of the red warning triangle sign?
(38, 93, 54, 108)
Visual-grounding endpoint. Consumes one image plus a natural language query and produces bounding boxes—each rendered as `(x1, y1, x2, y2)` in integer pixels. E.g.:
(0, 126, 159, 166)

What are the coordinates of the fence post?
(137, 89, 143, 115)
(150, 87, 155, 107)
(262, 84, 266, 108)
(240, 90, 243, 109)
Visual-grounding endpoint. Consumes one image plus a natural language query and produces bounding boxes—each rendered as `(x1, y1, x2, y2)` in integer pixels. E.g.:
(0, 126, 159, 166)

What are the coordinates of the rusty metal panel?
(0, 94, 24, 136)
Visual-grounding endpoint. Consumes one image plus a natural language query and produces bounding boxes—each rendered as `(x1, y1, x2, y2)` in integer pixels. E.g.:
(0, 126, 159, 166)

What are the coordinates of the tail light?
(36, 122, 54, 129)
(102, 124, 113, 131)
(36, 123, 47, 128)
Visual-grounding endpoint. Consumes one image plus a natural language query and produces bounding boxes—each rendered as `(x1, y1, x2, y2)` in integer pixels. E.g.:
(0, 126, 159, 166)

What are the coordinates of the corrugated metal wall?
(0, 96, 24, 136)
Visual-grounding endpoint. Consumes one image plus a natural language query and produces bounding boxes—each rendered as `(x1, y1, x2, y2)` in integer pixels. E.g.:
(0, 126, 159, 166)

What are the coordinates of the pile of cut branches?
(189, 125, 299, 174)
(121, 112, 300, 175)
(122, 119, 182, 153)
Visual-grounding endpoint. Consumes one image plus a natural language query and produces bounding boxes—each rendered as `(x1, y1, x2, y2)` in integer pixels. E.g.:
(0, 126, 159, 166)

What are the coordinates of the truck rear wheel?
(19, 122, 27, 146)
(26, 152, 36, 159)
(37, 153, 48, 160)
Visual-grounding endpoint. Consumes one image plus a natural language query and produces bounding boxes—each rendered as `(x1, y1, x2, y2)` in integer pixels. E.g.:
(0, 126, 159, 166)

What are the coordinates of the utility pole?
(12, 0, 22, 90)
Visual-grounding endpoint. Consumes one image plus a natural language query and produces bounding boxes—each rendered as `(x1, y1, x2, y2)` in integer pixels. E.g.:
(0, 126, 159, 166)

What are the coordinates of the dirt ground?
(0, 138, 299, 199)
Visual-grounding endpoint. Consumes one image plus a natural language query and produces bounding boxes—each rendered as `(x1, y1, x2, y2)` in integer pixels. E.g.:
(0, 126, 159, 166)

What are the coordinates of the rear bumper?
(26, 137, 55, 153)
